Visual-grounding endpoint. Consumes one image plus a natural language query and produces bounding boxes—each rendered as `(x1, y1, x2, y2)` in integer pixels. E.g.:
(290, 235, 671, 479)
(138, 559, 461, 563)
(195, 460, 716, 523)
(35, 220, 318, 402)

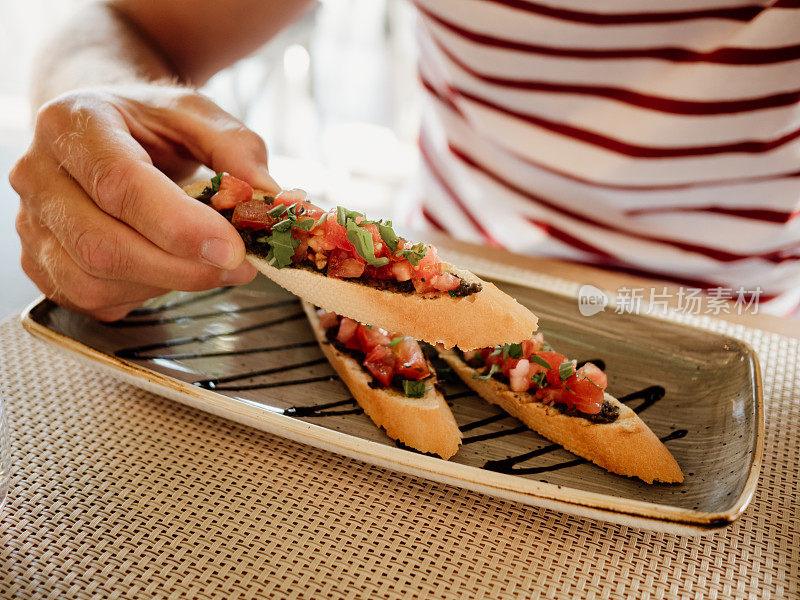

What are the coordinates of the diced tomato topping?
(292, 238, 309, 263)
(508, 358, 531, 393)
(392, 338, 430, 380)
(323, 212, 356, 253)
(532, 350, 568, 386)
(363, 264, 395, 280)
(577, 363, 607, 390)
(430, 272, 461, 292)
(210, 174, 253, 210)
(317, 309, 339, 330)
(272, 189, 327, 224)
(363, 345, 395, 387)
(475, 338, 608, 416)
(562, 375, 604, 414)
(483, 350, 504, 369)
(356, 323, 392, 352)
(501, 357, 524, 377)
(390, 261, 413, 281)
(521, 338, 541, 358)
(336, 317, 360, 350)
(359, 222, 387, 257)
(327, 249, 365, 278)
(411, 277, 437, 294)
(231, 199, 275, 230)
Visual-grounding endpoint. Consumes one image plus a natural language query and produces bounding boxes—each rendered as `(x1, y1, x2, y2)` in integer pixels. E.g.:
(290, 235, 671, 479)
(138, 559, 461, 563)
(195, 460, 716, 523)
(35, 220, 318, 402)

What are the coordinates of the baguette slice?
(438, 348, 683, 483)
(185, 180, 538, 350)
(303, 301, 462, 459)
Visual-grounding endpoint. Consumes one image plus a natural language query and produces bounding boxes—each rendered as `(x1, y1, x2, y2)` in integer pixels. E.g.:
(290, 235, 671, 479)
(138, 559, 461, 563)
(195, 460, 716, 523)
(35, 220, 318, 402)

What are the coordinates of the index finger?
(48, 104, 246, 270)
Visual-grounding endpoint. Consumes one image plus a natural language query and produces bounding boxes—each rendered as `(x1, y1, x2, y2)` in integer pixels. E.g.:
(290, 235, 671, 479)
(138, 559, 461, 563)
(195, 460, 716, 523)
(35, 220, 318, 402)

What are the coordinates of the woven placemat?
(0, 311, 797, 599)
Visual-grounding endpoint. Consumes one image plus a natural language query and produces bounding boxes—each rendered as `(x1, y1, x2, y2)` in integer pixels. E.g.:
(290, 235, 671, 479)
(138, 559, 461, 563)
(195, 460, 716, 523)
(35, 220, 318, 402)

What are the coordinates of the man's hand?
(10, 84, 280, 321)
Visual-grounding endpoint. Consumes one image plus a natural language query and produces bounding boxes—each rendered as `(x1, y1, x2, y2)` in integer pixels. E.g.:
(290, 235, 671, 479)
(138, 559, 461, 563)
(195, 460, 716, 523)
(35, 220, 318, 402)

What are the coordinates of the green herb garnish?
(256, 227, 301, 268)
(489, 343, 524, 361)
(530, 355, 553, 370)
(473, 364, 500, 380)
(402, 379, 429, 398)
(377, 222, 398, 252)
(346, 220, 390, 267)
(530, 372, 548, 389)
(394, 242, 428, 266)
(268, 204, 289, 219)
(559, 360, 574, 382)
(210, 172, 225, 192)
(336, 206, 364, 226)
(389, 337, 407, 347)
(291, 218, 316, 231)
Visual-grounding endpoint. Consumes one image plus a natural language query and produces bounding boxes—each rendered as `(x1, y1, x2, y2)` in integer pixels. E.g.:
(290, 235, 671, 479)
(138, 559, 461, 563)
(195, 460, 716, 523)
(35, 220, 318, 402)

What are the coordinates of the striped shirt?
(413, 0, 800, 314)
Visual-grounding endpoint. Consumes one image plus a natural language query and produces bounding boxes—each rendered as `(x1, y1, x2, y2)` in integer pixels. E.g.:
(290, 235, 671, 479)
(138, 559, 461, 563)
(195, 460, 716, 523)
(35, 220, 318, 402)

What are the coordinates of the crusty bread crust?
(303, 302, 462, 459)
(255, 256, 536, 350)
(184, 180, 538, 350)
(438, 349, 683, 483)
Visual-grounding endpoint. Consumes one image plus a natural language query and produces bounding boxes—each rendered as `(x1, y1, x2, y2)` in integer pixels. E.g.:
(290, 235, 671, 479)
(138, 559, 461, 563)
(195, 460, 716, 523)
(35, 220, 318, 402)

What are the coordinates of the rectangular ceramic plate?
(21, 273, 763, 536)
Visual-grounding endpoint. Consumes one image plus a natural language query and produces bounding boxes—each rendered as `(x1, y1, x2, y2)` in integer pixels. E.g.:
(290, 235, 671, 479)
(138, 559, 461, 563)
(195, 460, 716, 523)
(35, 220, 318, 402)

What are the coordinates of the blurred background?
(0, 0, 423, 315)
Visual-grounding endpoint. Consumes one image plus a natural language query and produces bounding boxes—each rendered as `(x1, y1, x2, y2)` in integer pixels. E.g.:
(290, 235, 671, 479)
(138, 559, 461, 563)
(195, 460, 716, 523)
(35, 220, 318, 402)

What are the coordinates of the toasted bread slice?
(438, 348, 683, 483)
(185, 181, 538, 349)
(303, 302, 462, 459)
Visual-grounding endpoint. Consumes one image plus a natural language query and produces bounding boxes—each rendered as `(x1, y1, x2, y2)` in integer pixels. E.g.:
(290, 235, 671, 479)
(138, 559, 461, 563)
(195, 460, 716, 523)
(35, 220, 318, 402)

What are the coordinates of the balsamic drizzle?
(114, 289, 685, 479)
(131, 340, 319, 361)
(458, 413, 512, 432)
(462, 426, 529, 445)
(284, 398, 363, 417)
(127, 287, 232, 316)
(115, 312, 306, 358)
(194, 357, 330, 390)
(109, 299, 299, 328)
(483, 430, 688, 476)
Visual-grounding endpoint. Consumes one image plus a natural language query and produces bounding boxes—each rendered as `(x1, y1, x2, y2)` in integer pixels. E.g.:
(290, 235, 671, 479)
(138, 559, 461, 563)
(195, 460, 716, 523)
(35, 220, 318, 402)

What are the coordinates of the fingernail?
(221, 261, 257, 285)
(200, 238, 236, 269)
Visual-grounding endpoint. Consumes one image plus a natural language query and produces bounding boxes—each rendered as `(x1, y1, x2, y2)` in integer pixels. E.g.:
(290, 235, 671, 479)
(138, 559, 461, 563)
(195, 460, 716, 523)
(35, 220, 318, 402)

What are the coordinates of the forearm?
(31, 3, 176, 110)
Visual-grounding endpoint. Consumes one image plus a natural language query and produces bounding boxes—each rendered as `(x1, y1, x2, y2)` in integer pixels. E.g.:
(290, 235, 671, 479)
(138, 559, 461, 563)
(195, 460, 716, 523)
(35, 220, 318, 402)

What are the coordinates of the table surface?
(1, 242, 798, 600)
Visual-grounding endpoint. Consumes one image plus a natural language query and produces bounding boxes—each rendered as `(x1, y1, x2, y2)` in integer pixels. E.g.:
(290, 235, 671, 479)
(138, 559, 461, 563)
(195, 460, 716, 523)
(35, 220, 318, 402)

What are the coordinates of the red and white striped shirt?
(413, 0, 800, 314)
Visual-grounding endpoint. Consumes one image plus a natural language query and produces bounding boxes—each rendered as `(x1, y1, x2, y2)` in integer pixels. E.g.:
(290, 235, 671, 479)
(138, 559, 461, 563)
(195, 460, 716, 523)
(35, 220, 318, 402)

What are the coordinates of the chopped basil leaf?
(530, 372, 548, 389)
(530, 355, 553, 370)
(389, 337, 407, 347)
(539, 343, 554, 352)
(272, 218, 293, 233)
(394, 242, 427, 266)
(377, 222, 398, 252)
(268, 204, 288, 219)
(402, 379, 429, 398)
(559, 360, 574, 382)
(473, 364, 500, 380)
(210, 172, 225, 192)
(345, 220, 389, 267)
(262, 227, 300, 269)
(336, 206, 364, 226)
(291, 218, 315, 231)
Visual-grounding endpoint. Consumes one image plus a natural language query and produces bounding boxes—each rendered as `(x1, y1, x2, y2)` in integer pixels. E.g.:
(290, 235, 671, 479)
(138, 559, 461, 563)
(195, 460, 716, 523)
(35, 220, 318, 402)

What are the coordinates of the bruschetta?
(184, 174, 537, 349)
(437, 336, 684, 483)
(303, 302, 461, 459)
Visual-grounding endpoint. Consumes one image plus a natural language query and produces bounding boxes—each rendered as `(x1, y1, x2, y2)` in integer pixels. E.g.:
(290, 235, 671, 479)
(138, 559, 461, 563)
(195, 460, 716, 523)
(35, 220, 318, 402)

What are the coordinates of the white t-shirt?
(414, 0, 800, 314)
